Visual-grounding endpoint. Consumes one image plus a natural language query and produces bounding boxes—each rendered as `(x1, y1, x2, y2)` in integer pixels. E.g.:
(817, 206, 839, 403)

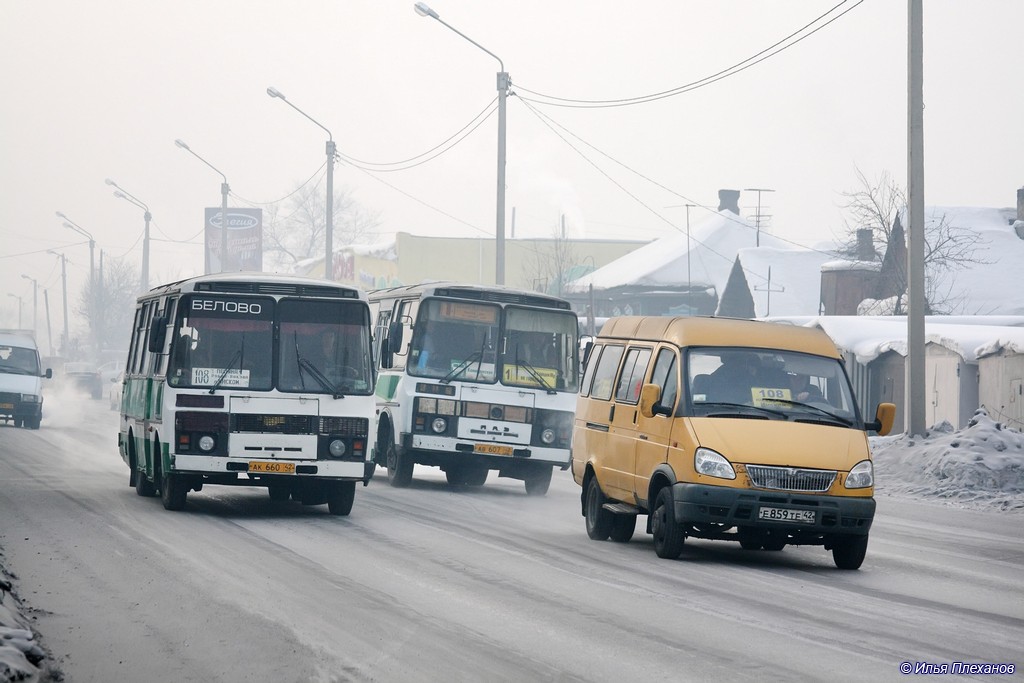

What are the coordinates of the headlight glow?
(21, 394, 40, 403)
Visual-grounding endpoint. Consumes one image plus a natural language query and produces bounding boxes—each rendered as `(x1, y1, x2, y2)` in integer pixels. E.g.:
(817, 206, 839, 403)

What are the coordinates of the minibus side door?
(634, 346, 679, 503)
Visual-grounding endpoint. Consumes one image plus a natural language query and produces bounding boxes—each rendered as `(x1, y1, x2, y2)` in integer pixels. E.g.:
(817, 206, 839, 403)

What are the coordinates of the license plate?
(0, 403, 13, 410)
(758, 507, 815, 524)
(248, 461, 296, 474)
(474, 443, 513, 456)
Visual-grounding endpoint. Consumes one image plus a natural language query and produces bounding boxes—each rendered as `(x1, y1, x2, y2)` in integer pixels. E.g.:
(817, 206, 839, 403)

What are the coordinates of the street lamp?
(55, 211, 96, 289)
(174, 139, 230, 274)
(47, 250, 70, 352)
(266, 87, 336, 280)
(7, 294, 23, 329)
(20, 275, 38, 335)
(414, 2, 509, 285)
(105, 178, 152, 291)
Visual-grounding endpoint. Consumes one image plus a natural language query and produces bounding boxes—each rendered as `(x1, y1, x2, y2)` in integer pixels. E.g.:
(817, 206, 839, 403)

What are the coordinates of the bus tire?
(524, 467, 552, 496)
(268, 484, 290, 502)
(134, 445, 156, 497)
(159, 463, 187, 511)
(386, 443, 413, 488)
(464, 466, 489, 487)
(651, 487, 685, 559)
(26, 416, 40, 430)
(584, 477, 612, 541)
(327, 481, 356, 516)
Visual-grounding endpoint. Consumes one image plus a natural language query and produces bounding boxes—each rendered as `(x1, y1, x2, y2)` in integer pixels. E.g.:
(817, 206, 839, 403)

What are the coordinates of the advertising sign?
(204, 207, 263, 273)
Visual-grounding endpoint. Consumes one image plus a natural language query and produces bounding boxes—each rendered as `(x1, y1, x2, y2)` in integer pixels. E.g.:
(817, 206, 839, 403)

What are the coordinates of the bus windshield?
(408, 299, 579, 392)
(278, 299, 373, 395)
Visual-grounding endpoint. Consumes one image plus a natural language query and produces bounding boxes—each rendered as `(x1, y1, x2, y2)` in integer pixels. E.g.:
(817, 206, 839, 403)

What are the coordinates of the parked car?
(63, 362, 103, 399)
(108, 371, 124, 410)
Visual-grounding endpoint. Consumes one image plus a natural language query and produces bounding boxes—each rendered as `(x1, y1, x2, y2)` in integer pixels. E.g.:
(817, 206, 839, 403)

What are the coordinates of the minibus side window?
(590, 344, 624, 401)
(579, 344, 603, 398)
(614, 347, 652, 405)
(650, 348, 679, 414)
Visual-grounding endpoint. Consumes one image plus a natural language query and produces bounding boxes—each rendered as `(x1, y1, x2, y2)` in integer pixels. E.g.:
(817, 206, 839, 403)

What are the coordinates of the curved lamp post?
(414, 2, 508, 285)
(55, 212, 96, 289)
(174, 139, 230, 274)
(105, 178, 152, 291)
(266, 87, 336, 280)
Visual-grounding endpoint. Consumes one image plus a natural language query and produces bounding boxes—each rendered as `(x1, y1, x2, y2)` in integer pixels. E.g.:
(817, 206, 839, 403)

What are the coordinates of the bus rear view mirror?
(148, 316, 168, 353)
(387, 321, 404, 353)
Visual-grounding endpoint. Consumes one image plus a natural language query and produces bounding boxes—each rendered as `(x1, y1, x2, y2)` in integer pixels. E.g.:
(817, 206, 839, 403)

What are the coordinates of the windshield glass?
(278, 299, 373, 395)
(502, 307, 579, 392)
(0, 345, 40, 375)
(688, 347, 859, 424)
(168, 296, 275, 390)
(409, 299, 500, 382)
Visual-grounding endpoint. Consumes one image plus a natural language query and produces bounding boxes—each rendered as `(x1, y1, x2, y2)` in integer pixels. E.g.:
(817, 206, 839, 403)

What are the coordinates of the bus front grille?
(232, 414, 313, 434)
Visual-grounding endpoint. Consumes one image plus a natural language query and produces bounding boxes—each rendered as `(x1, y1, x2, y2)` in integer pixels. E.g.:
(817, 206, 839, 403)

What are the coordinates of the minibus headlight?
(540, 428, 556, 445)
(694, 448, 736, 480)
(198, 435, 216, 452)
(845, 460, 873, 489)
(329, 439, 347, 458)
(431, 417, 447, 434)
(21, 394, 40, 403)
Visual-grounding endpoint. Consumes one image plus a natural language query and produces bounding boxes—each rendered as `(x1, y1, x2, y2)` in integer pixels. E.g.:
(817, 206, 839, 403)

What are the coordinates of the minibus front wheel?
(651, 488, 685, 559)
(584, 477, 612, 541)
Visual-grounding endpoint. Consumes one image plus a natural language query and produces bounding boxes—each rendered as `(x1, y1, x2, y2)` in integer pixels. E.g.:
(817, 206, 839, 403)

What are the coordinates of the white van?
(0, 332, 52, 429)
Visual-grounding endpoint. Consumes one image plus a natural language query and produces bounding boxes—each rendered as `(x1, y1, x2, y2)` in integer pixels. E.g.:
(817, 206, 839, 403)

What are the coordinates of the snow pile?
(872, 408, 1024, 511)
(0, 562, 47, 683)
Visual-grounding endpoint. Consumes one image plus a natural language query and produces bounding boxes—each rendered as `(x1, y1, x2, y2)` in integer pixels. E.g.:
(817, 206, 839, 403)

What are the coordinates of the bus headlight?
(540, 428, 556, 445)
(198, 435, 216, 452)
(694, 447, 736, 480)
(329, 439, 347, 458)
(845, 460, 873, 489)
(431, 417, 447, 434)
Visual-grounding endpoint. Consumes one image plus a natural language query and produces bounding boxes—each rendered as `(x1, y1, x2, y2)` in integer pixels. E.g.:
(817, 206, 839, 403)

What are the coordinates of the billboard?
(204, 207, 263, 273)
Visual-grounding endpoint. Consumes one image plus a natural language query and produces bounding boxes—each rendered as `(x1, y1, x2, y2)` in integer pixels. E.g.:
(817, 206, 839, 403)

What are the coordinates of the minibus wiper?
(764, 399, 854, 427)
(441, 351, 482, 384)
(699, 401, 788, 419)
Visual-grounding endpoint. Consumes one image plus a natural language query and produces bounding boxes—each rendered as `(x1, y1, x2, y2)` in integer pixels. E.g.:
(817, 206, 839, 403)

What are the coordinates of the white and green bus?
(369, 283, 579, 495)
(118, 273, 376, 514)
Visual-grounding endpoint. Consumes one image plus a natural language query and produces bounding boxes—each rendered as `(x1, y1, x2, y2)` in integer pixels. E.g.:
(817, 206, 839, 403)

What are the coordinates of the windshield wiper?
(208, 347, 243, 394)
(513, 346, 556, 394)
(293, 333, 344, 398)
(762, 399, 854, 426)
(441, 351, 482, 384)
(697, 401, 789, 419)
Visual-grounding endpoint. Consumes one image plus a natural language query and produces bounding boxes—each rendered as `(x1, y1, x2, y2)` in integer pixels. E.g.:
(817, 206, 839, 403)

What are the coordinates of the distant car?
(96, 360, 123, 386)
(108, 371, 124, 410)
(63, 362, 103, 399)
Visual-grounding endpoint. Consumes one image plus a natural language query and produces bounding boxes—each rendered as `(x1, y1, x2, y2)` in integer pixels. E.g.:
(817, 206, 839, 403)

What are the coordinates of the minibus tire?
(524, 468, 552, 496)
(609, 514, 637, 543)
(651, 488, 685, 559)
(327, 481, 356, 516)
(584, 478, 612, 541)
(386, 443, 414, 488)
(832, 534, 869, 570)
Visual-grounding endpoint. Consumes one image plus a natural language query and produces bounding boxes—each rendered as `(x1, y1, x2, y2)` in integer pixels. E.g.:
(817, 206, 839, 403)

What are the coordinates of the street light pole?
(47, 250, 70, 352)
(414, 2, 508, 285)
(174, 139, 231, 274)
(105, 179, 152, 291)
(20, 275, 38, 336)
(56, 212, 95, 289)
(266, 87, 336, 280)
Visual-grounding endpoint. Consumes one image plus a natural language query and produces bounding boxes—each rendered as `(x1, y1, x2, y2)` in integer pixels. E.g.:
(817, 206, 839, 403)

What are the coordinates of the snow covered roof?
(564, 210, 788, 295)
(730, 247, 834, 317)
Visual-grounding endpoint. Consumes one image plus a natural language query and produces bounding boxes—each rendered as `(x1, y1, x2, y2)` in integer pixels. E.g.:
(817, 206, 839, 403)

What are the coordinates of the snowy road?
(1, 399, 1022, 682)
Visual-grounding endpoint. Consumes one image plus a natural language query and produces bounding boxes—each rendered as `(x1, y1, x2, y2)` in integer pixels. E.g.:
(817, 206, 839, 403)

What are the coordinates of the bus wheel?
(651, 488, 685, 559)
(609, 514, 637, 543)
(267, 484, 291, 502)
(464, 466, 489, 487)
(584, 477, 612, 541)
(134, 448, 156, 498)
(386, 443, 413, 488)
(327, 481, 356, 516)
(26, 416, 40, 430)
(160, 466, 187, 511)
(524, 467, 552, 496)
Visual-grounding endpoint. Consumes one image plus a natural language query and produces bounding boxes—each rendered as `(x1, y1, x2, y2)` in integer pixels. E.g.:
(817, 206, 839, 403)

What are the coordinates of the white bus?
(118, 273, 376, 514)
(369, 283, 579, 495)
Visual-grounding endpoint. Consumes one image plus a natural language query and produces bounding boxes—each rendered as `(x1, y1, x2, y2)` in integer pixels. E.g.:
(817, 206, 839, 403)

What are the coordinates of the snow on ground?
(2, 412, 1023, 681)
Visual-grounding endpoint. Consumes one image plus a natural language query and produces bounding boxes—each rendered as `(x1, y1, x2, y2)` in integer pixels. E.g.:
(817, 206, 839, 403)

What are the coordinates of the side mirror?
(148, 316, 168, 353)
(866, 403, 896, 436)
(387, 321, 404, 354)
(44, 368, 53, 379)
(639, 383, 666, 419)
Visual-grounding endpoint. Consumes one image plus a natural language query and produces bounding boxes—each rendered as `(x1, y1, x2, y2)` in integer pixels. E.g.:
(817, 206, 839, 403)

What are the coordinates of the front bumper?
(170, 453, 370, 480)
(672, 482, 874, 537)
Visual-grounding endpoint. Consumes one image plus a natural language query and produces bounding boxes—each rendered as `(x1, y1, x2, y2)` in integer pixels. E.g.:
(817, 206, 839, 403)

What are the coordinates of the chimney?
(718, 189, 741, 214)
(856, 228, 877, 261)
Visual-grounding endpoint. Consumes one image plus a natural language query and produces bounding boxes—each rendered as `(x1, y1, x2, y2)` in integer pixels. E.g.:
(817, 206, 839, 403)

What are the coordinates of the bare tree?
(522, 220, 578, 296)
(839, 168, 989, 314)
(261, 178, 380, 272)
(76, 258, 139, 357)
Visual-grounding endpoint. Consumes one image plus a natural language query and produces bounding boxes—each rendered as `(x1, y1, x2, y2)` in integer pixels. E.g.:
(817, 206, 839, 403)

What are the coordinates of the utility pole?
(47, 250, 70, 353)
(906, 0, 926, 436)
(44, 289, 54, 357)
